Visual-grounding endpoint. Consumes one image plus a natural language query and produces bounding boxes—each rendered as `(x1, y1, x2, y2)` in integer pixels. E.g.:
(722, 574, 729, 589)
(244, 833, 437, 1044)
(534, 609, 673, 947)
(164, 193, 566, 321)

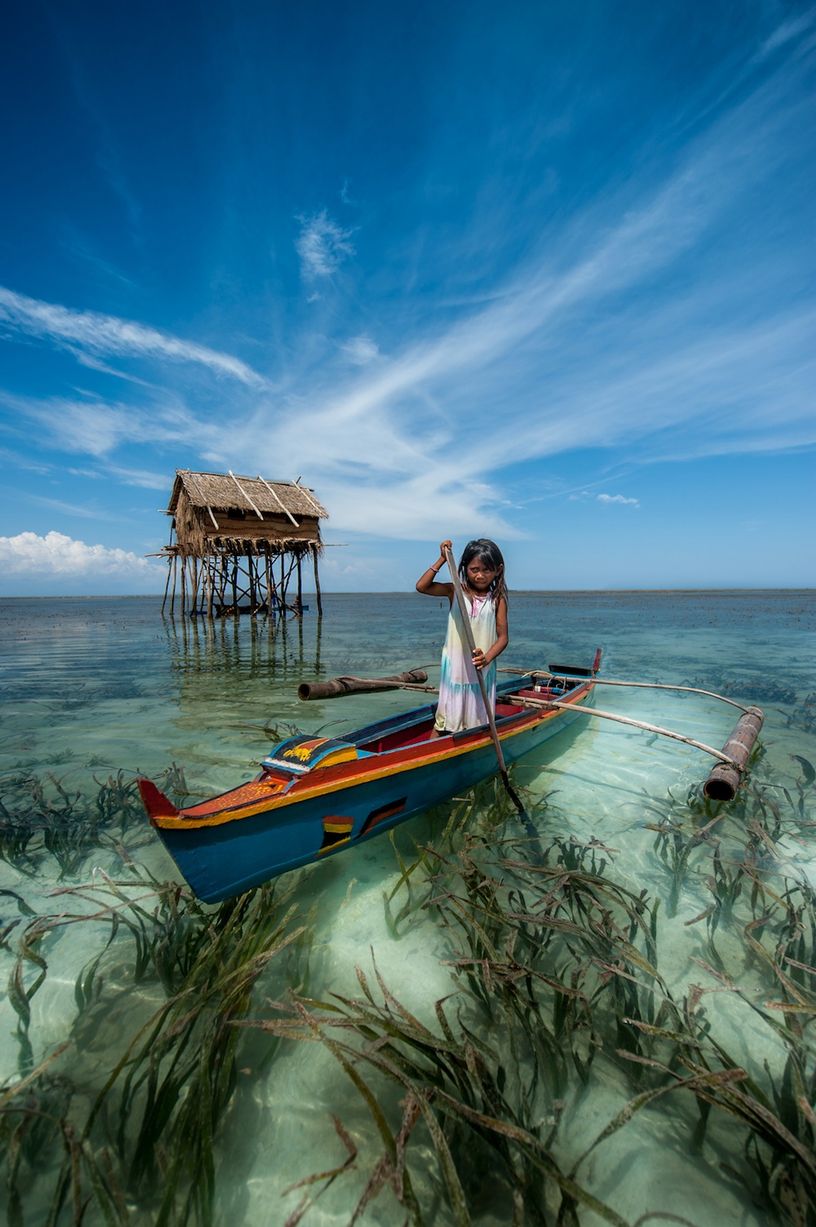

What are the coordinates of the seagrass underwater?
(0, 591, 814, 1225)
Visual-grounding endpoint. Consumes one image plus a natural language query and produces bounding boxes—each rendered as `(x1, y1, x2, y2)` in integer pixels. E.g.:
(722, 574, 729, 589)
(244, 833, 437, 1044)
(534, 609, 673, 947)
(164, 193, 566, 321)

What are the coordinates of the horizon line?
(1, 587, 814, 599)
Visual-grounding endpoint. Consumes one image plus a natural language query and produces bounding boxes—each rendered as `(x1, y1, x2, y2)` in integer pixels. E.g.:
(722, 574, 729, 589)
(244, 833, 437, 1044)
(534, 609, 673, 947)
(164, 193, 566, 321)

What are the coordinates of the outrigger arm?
(509, 692, 764, 802)
(498, 668, 753, 714)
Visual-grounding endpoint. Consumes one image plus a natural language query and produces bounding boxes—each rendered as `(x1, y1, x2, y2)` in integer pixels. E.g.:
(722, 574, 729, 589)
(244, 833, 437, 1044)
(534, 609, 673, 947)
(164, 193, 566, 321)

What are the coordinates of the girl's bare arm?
(416, 539, 455, 598)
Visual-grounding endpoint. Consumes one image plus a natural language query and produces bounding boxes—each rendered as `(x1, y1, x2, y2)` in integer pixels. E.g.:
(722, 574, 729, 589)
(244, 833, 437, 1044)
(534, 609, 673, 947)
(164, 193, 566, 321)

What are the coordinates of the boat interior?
(353, 675, 581, 755)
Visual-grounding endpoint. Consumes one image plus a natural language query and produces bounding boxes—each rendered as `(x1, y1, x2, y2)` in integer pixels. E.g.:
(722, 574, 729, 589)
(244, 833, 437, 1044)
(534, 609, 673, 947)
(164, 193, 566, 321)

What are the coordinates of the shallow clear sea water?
(1, 591, 814, 1226)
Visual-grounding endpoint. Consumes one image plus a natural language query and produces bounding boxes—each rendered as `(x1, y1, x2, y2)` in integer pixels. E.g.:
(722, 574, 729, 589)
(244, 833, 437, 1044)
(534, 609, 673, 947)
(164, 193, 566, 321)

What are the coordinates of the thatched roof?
(167, 470, 328, 519)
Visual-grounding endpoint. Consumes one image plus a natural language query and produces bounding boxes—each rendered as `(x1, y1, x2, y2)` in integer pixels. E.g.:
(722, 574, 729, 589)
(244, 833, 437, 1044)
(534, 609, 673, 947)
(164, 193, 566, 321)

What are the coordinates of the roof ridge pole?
(256, 475, 299, 527)
(228, 470, 265, 519)
(293, 477, 322, 517)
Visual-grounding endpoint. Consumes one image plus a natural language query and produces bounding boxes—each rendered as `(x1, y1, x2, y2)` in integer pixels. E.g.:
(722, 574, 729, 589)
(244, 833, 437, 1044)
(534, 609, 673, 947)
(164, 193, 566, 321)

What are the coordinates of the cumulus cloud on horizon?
(0, 530, 159, 576)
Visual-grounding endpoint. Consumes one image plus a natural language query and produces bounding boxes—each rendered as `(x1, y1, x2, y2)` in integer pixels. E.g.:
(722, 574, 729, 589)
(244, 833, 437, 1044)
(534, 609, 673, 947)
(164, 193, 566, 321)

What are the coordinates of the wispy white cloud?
(2, 390, 215, 459)
(296, 210, 355, 281)
(211, 47, 813, 539)
(0, 446, 53, 476)
(65, 461, 167, 490)
(756, 13, 816, 61)
(340, 335, 379, 365)
(3, 35, 810, 558)
(26, 495, 107, 519)
(597, 493, 639, 508)
(0, 286, 266, 386)
(105, 463, 169, 491)
(0, 530, 157, 577)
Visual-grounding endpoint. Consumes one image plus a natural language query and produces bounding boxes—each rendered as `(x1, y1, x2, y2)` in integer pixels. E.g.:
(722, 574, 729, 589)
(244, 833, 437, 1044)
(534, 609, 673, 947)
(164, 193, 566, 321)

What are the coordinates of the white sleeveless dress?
(434, 593, 498, 733)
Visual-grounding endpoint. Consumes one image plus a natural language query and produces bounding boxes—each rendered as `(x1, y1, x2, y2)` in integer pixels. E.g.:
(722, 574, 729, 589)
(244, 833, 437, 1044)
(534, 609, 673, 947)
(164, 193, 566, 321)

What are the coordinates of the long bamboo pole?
(443, 545, 527, 818)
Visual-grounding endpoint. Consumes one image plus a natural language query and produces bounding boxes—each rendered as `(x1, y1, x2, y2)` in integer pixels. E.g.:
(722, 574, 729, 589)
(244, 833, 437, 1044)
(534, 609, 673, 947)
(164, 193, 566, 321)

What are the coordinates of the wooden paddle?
(442, 545, 529, 821)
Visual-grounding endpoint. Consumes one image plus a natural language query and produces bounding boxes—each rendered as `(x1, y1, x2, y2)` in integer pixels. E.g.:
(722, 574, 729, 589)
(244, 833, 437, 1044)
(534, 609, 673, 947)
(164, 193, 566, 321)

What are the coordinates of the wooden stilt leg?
(313, 544, 323, 616)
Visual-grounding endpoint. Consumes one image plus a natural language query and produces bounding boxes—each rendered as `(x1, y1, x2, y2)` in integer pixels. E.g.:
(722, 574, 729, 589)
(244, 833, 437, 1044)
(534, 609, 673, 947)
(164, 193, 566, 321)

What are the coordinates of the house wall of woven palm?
(159, 469, 328, 619)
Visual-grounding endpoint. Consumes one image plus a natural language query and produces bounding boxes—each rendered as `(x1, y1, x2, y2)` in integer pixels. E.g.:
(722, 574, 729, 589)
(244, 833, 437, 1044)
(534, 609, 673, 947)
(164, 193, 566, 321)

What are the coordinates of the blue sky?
(0, 1, 814, 594)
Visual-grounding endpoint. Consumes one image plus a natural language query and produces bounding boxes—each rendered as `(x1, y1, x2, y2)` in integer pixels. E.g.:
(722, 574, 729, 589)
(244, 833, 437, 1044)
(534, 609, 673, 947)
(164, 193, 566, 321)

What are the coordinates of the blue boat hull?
(146, 673, 594, 903)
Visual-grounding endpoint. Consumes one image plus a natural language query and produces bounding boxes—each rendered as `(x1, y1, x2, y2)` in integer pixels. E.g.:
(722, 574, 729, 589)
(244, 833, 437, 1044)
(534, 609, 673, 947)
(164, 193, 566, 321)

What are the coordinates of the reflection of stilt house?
(160, 470, 328, 618)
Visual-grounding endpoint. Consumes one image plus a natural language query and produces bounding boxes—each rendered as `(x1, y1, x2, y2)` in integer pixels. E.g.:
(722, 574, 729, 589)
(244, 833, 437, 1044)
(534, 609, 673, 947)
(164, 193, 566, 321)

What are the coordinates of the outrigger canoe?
(139, 654, 602, 903)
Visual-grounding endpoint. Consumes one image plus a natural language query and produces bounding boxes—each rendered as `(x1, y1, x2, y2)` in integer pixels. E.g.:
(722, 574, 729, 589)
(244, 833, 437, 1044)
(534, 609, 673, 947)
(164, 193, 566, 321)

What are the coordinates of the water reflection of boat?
(139, 659, 600, 903)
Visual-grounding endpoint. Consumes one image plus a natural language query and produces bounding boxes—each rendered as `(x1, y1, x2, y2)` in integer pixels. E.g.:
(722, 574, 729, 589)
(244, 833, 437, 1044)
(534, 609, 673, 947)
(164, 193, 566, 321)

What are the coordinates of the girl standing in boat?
(416, 538, 509, 734)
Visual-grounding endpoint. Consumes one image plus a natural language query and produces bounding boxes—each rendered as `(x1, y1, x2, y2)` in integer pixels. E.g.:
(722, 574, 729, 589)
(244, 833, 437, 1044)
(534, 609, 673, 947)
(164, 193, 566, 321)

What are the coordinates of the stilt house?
(160, 470, 328, 618)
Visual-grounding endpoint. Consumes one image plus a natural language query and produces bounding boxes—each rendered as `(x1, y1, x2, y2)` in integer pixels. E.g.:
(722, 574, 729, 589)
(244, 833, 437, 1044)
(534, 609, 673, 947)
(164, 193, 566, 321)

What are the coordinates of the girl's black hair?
(458, 538, 508, 603)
